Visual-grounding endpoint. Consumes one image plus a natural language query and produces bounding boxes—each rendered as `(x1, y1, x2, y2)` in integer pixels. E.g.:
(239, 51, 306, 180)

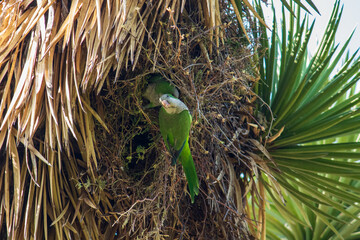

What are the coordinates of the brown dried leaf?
(9, 132, 21, 231)
(249, 139, 272, 161)
(50, 202, 70, 227)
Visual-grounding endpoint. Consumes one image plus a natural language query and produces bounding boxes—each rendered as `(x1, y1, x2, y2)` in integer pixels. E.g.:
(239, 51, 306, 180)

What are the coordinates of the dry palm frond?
(0, 0, 264, 239)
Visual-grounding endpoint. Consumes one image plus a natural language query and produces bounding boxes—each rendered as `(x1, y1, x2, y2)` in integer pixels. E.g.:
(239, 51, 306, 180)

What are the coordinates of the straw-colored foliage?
(0, 0, 268, 239)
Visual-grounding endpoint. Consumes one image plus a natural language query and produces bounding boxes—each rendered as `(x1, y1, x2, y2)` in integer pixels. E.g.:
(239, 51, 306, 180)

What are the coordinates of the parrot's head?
(159, 94, 189, 114)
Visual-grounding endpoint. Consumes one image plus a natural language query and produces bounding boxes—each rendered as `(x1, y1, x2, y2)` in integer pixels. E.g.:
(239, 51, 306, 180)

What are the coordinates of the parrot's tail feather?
(180, 144, 199, 203)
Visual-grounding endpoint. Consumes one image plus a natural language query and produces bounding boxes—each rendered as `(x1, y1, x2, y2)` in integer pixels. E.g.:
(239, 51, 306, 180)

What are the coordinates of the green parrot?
(158, 94, 199, 203)
(143, 74, 179, 108)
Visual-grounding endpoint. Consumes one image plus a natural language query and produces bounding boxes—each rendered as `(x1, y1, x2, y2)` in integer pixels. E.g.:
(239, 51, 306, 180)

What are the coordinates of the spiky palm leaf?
(266, 132, 360, 240)
(254, 0, 360, 238)
(230, 0, 319, 42)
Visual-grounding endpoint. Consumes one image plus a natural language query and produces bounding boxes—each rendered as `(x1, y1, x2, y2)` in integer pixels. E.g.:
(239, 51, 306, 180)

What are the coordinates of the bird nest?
(91, 8, 266, 239)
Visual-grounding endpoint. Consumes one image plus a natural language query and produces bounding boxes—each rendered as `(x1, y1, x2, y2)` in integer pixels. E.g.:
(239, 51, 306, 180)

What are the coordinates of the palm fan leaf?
(255, 0, 360, 238)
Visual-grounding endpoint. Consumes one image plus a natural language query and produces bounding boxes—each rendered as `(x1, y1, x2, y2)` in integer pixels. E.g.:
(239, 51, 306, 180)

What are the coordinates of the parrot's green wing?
(171, 139, 186, 166)
(143, 74, 179, 108)
(159, 108, 191, 153)
(159, 107, 199, 203)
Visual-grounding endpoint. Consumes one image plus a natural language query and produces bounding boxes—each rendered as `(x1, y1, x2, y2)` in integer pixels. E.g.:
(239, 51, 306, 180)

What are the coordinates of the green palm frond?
(285, 0, 319, 14)
(266, 134, 360, 240)
(256, 0, 360, 237)
(231, 0, 319, 42)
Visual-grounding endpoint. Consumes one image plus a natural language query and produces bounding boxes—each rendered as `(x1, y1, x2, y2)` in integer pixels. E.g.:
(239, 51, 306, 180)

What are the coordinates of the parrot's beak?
(160, 99, 170, 108)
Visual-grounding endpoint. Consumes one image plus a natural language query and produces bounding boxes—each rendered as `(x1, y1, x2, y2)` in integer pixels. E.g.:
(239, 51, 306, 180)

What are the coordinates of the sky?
(261, 0, 360, 55)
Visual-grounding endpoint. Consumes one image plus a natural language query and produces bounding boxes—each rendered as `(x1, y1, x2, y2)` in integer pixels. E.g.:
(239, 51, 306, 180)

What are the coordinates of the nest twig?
(91, 3, 268, 239)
